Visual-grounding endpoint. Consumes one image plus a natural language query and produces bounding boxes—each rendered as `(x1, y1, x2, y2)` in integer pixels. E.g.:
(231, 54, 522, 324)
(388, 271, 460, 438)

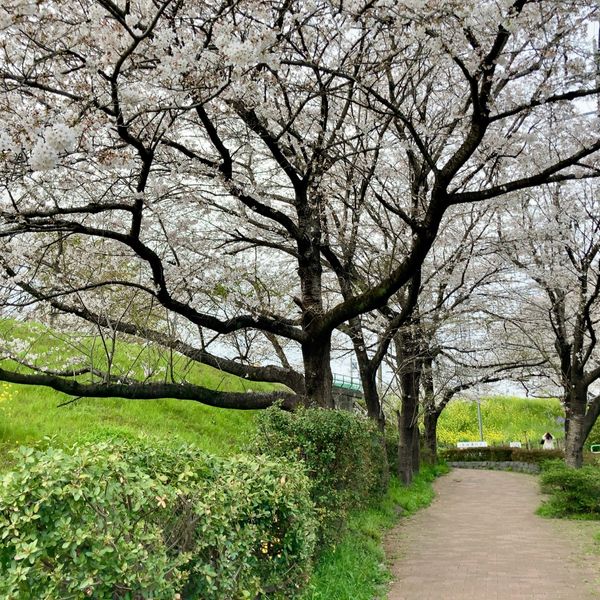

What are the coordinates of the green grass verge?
(301, 463, 449, 600)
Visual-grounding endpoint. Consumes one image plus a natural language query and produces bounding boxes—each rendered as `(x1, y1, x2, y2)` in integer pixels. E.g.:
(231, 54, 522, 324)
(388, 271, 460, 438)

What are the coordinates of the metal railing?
(332, 373, 363, 392)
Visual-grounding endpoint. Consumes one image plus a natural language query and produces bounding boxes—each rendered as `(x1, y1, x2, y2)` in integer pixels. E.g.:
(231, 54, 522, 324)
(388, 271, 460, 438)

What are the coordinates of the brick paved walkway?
(385, 469, 599, 600)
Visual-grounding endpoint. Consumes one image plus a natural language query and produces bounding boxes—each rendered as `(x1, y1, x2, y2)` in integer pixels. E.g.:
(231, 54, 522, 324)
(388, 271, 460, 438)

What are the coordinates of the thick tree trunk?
(296, 195, 333, 408)
(395, 328, 422, 486)
(564, 388, 586, 468)
(397, 371, 420, 485)
(302, 337, 334, 408)
(423, 409, 439, 463)
(564, 415, 585, 468)
(412, 426, 420, 476)
(421, 356, 438, 464)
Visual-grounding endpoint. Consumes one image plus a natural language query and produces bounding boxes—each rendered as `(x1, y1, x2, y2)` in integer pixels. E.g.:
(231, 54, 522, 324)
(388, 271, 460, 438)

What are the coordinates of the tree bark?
(411, 426, 420, 476)
(423, 409, 439, 463)
(564, 386, 588, 468)
(421, 355, 438, 463)
(395, 325, 423, 485)
(302, 337, 334, 408)
(354, 352, 385, 430)
(397, 366, 421, 483)
(397, 393, 419, 485)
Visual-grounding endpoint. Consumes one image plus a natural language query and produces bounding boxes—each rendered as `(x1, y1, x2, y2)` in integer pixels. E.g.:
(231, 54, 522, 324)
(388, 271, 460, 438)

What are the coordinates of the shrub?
(0, 443, 186, 599)
(182, 454, 316, 599)
(440, 446, 513, 462)
(511, 448, 564, 464)
(253, 407, 386, 542)
(539, 461, 600, 518)
(0, 441, 317, 599)
(440, 446, 568, 465)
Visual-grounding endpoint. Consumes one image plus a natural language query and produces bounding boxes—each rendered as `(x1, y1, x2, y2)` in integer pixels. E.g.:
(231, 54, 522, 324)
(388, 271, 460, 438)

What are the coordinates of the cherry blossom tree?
(0, 0, 599, 413)
(499, 181, 600, 467)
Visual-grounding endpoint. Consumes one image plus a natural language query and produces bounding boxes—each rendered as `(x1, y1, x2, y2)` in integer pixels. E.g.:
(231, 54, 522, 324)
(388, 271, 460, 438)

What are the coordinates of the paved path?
(385, 469, 600, 600)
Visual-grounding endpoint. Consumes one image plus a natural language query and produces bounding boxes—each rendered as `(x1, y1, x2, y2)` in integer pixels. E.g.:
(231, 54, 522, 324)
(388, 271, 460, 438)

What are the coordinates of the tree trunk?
(395, 328, 422, 486)
(564, 386, 587, 468)
(347, 317, 385, 429)
(296, 196, 332, 408)
(423, 409, 439, 464)
(412, 426, 420, 476)
(397, 369, 420, 485)
(421, 356, 437, 464)
(360, 364, 385, 430)
(302, 337, 334, 408)
(564, 414, 585, 468)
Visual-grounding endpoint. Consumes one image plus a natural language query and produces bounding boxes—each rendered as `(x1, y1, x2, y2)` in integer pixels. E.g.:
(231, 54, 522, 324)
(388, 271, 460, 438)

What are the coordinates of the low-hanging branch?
(1, 262, 307, 393)
(0, 366, 302, 411)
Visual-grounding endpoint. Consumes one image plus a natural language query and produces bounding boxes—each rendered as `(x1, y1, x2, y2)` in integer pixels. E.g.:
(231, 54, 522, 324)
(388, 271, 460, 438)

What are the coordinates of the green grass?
(438, 396, 564, 447)
(0, 386, 257, 460)
(0, 319, 281, 467)
(302, 464, 449, 600)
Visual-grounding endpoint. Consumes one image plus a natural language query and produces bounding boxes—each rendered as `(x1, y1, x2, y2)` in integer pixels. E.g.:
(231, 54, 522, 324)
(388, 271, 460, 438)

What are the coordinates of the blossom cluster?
(29, 124, 78, 172)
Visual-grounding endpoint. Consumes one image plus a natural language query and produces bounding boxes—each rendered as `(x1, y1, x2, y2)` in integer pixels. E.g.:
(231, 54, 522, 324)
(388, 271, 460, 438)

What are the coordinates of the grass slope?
(438, 396, 564, 447)
(0, 319, 276, 465)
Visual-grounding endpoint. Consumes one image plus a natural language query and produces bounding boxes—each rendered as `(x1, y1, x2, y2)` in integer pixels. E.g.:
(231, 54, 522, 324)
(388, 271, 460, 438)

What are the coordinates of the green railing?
(591, 444, 600, 454)
(332, 373, 362, 392)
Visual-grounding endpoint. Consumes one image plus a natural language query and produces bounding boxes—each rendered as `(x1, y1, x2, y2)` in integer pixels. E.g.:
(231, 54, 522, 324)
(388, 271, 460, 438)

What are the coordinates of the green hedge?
(253, 407, 387, 543)
(440, 446, 569, 464)
(440, 446, 600, 466)
(511, 448, 564, 464)
(539, 461, 600, 518)
(0, 441, 316, 599)
(440, 446, 514, 462)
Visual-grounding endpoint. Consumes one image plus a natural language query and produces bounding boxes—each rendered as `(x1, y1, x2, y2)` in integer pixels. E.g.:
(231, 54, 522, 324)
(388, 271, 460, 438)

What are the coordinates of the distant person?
(540, 432, 555, 450)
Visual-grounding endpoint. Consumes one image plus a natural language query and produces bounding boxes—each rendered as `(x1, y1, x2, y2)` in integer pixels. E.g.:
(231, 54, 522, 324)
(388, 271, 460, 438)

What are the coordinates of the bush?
(511, 448, 564, 464)
(440, 446, 569, 465)
(440, 446, 513, 462)
(0, 443, 185, 599)
(253, 407, 386, 542)
(539, 461, 600, 518)
(0, 441, 317, 599)
(183, 454, 316, 599)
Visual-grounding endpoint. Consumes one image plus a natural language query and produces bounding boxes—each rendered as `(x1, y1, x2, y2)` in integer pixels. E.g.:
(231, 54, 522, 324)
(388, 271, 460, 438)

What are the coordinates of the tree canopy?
(0, 0, 599, 468)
